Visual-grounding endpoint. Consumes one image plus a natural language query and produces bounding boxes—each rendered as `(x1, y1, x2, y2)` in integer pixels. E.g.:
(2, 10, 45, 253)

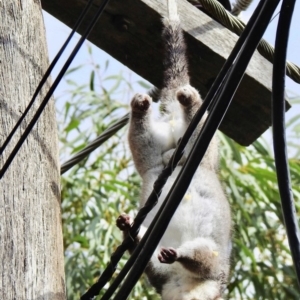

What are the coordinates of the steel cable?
(60, 114, 129, 174)
(190, 0, 300, 83)
(231, 0, 254, 16)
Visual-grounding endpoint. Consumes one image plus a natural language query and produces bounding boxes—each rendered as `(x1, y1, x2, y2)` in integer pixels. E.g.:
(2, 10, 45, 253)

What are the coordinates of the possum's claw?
(176, 85, 200, 107)
(131, 93, 152, 112)
(158, 247, 178, 264)
(116, 213, 132, 231)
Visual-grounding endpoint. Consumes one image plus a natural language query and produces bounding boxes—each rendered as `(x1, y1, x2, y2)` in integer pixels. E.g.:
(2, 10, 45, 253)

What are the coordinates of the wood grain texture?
(41, 0, 290, 145)
(0, 1, 65, 299)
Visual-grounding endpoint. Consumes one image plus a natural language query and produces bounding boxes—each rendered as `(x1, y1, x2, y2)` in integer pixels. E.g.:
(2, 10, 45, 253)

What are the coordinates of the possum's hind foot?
(176, 85, 200, 107)
(131, 93, 152, 113)
(116, 213, 132, 232)
(158, 247, 178, 264)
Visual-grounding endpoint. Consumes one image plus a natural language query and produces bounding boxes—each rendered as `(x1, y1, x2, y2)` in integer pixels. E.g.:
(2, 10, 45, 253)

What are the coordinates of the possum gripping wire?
(81, 1, 268, 298)
(0, 0, 111, 179)
(0, 0, 94, 156)
(272, 0, 300, 287)
(231, 0, 254, 16)
(80, 149, 182, 300)
(99, 83, 227, 300)
(113, 0, 281, 298)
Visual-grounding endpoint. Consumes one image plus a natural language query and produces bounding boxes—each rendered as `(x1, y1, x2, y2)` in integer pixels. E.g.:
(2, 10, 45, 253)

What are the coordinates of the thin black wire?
(272, 0, 300, 287)
(61, 114, 130, 174)
(0, 0, 111, 179)
(0, 0, 94, 156)
(113, 0, 280, 298)
(81, 1, 270, 299)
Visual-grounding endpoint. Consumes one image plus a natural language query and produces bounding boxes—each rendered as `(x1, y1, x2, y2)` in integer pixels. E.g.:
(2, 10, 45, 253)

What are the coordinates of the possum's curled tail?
(163, 0, 189, 90)
(151, 0, 190, 105)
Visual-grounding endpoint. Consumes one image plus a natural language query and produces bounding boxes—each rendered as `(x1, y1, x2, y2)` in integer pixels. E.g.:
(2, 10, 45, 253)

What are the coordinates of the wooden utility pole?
(0, 1, 66, 299)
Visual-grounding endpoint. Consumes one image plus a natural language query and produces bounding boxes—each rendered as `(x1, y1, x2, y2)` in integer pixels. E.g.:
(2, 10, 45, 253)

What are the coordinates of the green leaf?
(90, 70, 95, 91)
(65, 65, 84, 75)
(64, 119, 80, 133)
(105, 59, 109, 71)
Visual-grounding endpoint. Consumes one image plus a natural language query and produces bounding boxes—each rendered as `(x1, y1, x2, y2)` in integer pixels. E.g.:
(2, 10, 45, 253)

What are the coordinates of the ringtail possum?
(117, 0, 232, 299)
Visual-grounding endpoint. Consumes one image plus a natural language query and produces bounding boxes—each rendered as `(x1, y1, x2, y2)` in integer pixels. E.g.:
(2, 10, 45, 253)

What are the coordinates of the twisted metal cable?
(60, 114, 129, 174)
(190, 0, 300, 84)
(216, 0, 231, 11)
(272, 0, 300, 287)
(232, 0, 254, 16)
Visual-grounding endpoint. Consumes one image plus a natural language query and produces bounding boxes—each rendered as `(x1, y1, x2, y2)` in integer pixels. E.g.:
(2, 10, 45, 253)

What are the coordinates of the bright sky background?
(241, 0, 300, 97)
(42, 0, 300, 146)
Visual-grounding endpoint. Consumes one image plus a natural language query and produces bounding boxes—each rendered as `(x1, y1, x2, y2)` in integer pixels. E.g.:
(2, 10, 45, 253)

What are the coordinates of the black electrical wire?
(272, 0, 300, 287)
(61, 114, 130, 174)
(0, 0, 111, 179)
(0, 0, 94, 156)
(113, 0, 280, 298)
(80, 1, 271, 299)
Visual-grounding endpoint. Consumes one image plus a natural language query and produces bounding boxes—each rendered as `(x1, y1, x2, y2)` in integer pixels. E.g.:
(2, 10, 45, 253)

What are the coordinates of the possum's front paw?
(116, 213, 132, 231)
(158, 247, 178, 264)
(131, 93, 152, 112)
(176, 85, 200, 107)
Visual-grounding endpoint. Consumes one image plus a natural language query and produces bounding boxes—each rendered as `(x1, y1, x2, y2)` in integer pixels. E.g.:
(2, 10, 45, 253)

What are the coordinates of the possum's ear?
(148, 87, 161, 103)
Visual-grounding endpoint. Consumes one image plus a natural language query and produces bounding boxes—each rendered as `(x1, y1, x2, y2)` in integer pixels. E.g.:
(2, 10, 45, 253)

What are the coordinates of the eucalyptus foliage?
(58, 54, 300, 299)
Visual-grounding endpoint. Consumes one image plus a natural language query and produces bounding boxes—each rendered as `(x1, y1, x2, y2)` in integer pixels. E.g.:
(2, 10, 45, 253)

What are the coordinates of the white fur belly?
(162, 277, 221, 300)
(151, 121, 175, 151)
(142, 170, 214, 249)
(160, 186, 214, 248)
(151, 104, 187, 153)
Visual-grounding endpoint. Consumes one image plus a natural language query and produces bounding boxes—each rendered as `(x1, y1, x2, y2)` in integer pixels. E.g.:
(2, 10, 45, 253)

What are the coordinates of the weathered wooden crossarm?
(41, 0, 289, 145)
